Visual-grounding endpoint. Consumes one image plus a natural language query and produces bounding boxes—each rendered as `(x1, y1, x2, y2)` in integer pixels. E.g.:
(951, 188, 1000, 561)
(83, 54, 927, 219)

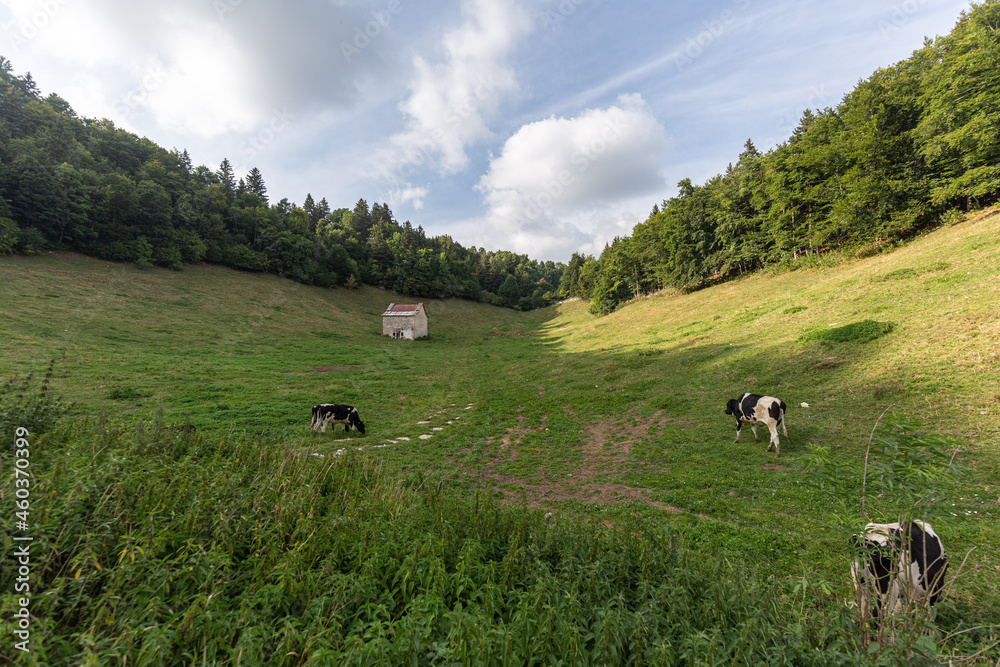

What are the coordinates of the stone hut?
(381, 303, 428, 340)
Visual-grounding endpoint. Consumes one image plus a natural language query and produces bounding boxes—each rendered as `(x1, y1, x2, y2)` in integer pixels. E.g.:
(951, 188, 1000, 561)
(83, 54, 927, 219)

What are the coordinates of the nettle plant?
(803, 409, 966, 656)
(0, 359, 71, 443)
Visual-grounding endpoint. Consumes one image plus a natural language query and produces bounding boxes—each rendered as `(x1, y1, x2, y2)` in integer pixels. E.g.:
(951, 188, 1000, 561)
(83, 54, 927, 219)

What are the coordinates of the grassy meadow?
(1, 209, 999, 664)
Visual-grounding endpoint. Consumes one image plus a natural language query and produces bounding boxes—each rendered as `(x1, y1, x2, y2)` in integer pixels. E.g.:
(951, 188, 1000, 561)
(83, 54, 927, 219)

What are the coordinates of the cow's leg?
(733, 420, 743, 444)
(852, 561, 874, 626)
(750, 423, 759, 442)
(766, 423, 780, 456)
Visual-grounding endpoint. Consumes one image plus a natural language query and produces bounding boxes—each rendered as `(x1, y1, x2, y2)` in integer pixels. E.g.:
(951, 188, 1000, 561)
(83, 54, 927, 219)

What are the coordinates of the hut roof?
(381, 303, 424, 317)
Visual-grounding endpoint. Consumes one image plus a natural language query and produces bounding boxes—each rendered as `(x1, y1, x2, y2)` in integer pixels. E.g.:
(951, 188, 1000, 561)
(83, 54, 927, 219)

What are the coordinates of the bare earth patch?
(452, 407, 721, 520)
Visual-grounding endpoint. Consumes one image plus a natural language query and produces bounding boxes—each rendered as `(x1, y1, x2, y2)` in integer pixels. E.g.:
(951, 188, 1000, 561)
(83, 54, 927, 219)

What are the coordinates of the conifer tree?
(217, 159, 236, 203)
(246, 167, 267, 203)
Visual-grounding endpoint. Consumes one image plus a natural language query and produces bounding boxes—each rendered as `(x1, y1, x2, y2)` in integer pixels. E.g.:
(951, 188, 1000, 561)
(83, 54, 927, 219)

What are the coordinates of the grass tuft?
(801, 320, 896, 345)
(873, 383, 905, 398)
(105, 385, 151, 401)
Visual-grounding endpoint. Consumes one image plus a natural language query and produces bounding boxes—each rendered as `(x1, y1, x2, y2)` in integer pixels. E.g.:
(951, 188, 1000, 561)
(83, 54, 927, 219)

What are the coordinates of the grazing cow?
(724, 393, 787, 456)
(311, 404, 366, 435)
(850, 520, 948, 626)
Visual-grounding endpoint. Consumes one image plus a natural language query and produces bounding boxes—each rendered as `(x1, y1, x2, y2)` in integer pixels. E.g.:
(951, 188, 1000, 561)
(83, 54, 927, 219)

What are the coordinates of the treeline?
(566, 1, 1000, 314)
(0, 57, 562, 311)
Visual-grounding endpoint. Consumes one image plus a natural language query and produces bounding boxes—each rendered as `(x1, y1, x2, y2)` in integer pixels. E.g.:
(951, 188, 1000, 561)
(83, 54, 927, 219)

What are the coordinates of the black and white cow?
(724, 393, 787, 456)
(311, 404, 366, 435)
(850, 520, 948, 626)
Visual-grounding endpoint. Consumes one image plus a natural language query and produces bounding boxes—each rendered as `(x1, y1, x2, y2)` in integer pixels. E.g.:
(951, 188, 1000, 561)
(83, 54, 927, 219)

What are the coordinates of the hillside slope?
(546, 207, 1000, 444)
(0, 252, 521, 432)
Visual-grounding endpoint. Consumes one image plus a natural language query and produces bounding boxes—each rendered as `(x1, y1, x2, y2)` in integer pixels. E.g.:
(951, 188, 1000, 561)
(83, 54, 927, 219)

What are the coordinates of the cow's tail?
(779, 400, 787, 432)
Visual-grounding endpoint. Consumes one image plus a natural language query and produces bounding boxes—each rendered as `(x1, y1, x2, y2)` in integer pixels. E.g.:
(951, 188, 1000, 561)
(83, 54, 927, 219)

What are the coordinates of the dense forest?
(562, 1, 1000, 314)
(0, 58, 563, 310)
(4, 1, 999, 315)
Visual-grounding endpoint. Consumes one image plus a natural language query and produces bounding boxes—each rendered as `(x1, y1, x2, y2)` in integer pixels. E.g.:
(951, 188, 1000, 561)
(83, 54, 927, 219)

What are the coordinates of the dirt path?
(450, 406, 721, 520)
(309, 400, 722, 521)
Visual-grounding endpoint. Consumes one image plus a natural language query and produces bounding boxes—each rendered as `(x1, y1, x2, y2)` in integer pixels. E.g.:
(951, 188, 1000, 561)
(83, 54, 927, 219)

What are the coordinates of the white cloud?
(372, 0, 532, 200)
(140, 16, 258, 138)
(1, 1, 126, 67)
(1, 0, 403, 137)
(390, 185, 429, 210)
(471, 93, 668, 261)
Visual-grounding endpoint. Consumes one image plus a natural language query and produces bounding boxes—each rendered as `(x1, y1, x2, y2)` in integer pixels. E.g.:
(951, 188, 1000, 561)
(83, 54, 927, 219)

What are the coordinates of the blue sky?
(0, 0, 971, 262)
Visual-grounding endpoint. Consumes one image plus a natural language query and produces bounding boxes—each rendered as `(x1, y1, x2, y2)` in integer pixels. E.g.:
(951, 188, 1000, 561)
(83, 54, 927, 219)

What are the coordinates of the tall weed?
(0, 360, 70, 443)
(804, 414, 968, 659)
(0, 417, 878, 665)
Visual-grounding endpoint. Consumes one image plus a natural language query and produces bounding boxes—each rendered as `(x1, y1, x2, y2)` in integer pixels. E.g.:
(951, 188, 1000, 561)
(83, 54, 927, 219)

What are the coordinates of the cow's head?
(350, 411, 366, 434)
(850, 524, 921, 626)
(724, 399, 738, 417)
(850, 535, 897, 590)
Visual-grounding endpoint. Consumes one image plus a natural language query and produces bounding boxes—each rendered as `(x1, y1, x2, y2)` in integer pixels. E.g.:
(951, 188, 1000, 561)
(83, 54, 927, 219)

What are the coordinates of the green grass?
(800, 320, 896, 345)
(0, 419, 871, 664)
(2, 206, 1000, 663)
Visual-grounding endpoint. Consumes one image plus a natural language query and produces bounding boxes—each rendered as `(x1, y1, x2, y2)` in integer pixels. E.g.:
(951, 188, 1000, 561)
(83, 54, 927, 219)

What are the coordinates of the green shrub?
(98, 237, 154, 265)
(152, 244, 184, 270)
(177, 231, 207, 263)
(0, 216, 19, 254)
(224, 245, 271, 272)
(14, 226, 47, 253)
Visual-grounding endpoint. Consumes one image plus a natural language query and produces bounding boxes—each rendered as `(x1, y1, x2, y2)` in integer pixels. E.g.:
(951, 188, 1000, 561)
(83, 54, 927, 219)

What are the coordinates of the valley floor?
(2, 209, 999, 662)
